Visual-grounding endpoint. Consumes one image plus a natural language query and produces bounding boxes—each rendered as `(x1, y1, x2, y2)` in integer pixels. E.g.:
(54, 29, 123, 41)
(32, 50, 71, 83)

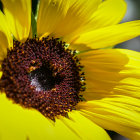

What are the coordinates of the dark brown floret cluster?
(0, 37, 86, 120)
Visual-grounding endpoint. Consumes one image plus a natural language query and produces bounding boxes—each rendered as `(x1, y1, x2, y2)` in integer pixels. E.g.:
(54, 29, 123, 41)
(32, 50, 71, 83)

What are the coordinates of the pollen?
(0, 37, 86, 120)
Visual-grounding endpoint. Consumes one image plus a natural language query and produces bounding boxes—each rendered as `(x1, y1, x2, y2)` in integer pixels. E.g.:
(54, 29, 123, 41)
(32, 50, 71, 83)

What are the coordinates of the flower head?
(0, 0, 140, 140)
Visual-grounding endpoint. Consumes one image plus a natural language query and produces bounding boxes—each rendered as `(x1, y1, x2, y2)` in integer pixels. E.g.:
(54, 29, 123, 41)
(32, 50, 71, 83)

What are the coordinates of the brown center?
(0, 37, 86, 120)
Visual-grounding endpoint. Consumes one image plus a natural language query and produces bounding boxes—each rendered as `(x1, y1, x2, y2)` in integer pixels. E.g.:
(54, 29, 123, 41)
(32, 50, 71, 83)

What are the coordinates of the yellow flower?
(0, 0, 140, 140)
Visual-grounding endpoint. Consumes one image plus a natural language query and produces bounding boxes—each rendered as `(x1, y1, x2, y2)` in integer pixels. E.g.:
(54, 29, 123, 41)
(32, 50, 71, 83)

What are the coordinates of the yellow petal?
(78, 97, 140, 140)
(78, 49, 140, 100)
(0, 71, 2, 78)
(37, 0, 101, 42)
(2, 0, 31, 41)
(83, 0, 127, 31)
(73, 20, 140, 49)
(76, 49, 140, 139)
(0, 11, 12, 61)
(0, 93, 110, 140)
(0, 31, 9, 61)
(54, 0, 101, 42)
(0, 12, 12, 78)
(0, 94, 76, 140)
(68, 44, 92, 52)
(60, 111, 111, 140)
(37, 0, 69, 37)
(0, 11, 12, 48)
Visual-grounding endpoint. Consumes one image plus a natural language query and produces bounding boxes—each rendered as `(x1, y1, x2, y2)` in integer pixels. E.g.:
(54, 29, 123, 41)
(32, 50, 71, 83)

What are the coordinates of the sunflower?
(0, 0, 140, 140)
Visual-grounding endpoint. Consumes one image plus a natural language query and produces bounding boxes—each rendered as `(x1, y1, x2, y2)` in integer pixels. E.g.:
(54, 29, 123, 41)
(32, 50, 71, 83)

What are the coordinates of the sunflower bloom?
(0, 0, 140, 140)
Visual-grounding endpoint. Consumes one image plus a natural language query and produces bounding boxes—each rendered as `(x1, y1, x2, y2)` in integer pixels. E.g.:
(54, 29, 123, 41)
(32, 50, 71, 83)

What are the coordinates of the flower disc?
(0, 37, 85, 120)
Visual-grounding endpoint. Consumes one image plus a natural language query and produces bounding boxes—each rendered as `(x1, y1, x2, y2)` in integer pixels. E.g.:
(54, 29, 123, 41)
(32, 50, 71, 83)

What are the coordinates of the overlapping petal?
(37, 0, 69, 37)
(73, 20, 140, 49)
(61, 111, 111, 140)
(83, 0, 127, 32)
(78, 98, 140, 140)
(37, 0, 101, 42)
(0, 93, 79, 140)
(0, 11, 12, 62)
(2, 0, 31, 41)
(76, 49, 140, 139)
(0, 31, 9, 62)
(0, 0, 140, 140)
(78, 49, 140, 100)
(0, 93, 111, 140)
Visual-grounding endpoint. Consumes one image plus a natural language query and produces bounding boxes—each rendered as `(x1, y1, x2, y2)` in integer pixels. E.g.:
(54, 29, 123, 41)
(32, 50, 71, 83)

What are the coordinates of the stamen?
(0, 37, 86, 120)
